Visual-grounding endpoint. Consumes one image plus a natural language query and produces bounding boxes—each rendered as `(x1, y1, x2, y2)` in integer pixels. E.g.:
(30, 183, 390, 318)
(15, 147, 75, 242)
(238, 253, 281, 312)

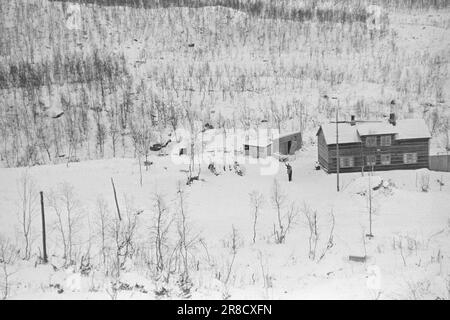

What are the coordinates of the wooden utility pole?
(325, 93, 382, 192)
(40, 191, 48, 263)
(334, 97, 340, 192)
(366, 169, 374, 238)
(369, 171, 372, 235)
(323, 95, 341, 192)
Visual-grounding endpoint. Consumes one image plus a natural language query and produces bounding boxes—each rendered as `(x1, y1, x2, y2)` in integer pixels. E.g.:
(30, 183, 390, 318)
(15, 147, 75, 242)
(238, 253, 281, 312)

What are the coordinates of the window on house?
(380, 135, 391, 146)
(366, 155, 377, 166)
(244, 145, 249, 151)
(365, 136, 377, 147)
(403, 153, 418, 164)
(380, 154, 391, 165)
(339, 156, 354, 168)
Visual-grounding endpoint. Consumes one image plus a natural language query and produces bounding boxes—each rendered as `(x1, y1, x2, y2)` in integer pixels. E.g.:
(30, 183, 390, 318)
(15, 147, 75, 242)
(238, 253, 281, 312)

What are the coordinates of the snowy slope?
(0, 147, 449, 299)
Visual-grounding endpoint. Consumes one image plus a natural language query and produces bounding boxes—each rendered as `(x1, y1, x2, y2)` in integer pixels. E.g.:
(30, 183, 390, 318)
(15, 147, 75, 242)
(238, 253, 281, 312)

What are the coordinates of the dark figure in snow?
(208, 163, 219, 176)
(286, 163, 292, 182)
(233, 161, 243, 176)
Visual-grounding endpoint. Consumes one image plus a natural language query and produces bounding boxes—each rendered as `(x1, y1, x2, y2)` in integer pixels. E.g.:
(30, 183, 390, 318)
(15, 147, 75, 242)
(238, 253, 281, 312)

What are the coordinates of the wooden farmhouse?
(316, 114, 431, 173)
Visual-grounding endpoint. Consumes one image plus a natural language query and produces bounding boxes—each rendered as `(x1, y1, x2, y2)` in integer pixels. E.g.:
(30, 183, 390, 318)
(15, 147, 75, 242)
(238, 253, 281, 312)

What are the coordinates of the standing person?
(286, 163, 292, 182)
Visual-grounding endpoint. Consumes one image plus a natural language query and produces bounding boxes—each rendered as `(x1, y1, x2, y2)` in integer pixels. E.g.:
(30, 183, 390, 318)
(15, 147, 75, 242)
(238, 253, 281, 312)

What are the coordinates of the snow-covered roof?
(356, 122, 397, 136)
(245, 135, 272, 147)
(394, 119, 431, 140)
(276, 130, 302, 140)
(318, 118, 431, 145)
(319, 123, 361, 144)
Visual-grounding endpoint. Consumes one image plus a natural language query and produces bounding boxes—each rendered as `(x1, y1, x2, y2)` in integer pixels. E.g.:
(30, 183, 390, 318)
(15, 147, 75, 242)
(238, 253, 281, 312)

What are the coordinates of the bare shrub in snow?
(103, 196, 141, 299)
(175, 182, 200, 294)
(16, 171, 38, 260)
(183, 107, 201, 184)
(303, 204, 319, 260)
(249, 190, 264, 244)
(95, 196, 111, 272)
(107, 101, 121, 158)
(168, 103, 180, 141)
(257, 250, 273, 298)
(224, 225, 240, 286)
(47, 182, 83, 266)
(150, 192, 173, 275)
(446, 276, 450, 300)
(303, 205, 335, 261)
(0, 238, 18, 300)
(109, 196, 140, 278)
(318, 211, 335, 262)
(407, 279, 433, 300)
(221, 225, 241, 299)
(271, 179, 298, 244)
(129, 99, 155, 171)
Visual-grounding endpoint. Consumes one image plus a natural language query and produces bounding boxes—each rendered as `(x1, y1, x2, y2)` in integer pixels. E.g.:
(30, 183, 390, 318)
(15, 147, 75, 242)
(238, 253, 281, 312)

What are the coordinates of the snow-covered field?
(1, 146, 449, 300)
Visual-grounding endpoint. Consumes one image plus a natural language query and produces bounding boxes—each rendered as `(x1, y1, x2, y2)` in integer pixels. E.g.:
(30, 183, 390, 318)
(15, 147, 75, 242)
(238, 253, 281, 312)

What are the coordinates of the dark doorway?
(287, 141, 292, 154)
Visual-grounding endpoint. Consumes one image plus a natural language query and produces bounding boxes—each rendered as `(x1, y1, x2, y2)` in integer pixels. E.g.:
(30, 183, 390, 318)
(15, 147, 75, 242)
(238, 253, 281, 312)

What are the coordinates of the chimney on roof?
(350, 115, 356, 126)
(388, 113, 396, 126)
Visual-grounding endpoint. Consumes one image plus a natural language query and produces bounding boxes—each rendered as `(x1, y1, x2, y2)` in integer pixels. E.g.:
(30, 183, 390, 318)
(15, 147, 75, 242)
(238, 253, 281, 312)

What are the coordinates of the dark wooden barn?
(316, 115, 431, 173)
(272, 131, 302, 155)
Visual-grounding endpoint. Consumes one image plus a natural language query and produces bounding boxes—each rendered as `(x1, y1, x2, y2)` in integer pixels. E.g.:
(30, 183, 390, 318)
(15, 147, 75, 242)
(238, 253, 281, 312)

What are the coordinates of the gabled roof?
(318, 123, 361, 144)
(276, 130, 302, 140)
(318, 118, 431, 145)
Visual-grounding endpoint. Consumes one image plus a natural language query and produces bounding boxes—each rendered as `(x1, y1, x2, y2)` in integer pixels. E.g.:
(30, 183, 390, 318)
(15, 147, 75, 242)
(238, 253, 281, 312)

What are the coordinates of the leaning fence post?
(111, 178, 122, 221)
(40, 191, 48, 264)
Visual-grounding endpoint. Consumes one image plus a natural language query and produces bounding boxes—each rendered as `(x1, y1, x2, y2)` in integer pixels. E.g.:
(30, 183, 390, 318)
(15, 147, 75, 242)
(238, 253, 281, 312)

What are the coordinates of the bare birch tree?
(151, 192, 172, 274)
(271, 179, 298, 244)
(175, 181, 200, 294)
(95, 196, 110, 271)
(0, 238, 17, 300)
(16, 171, 37, 260)
(249, 191, 264, 244)
(48, 182, 83, 266)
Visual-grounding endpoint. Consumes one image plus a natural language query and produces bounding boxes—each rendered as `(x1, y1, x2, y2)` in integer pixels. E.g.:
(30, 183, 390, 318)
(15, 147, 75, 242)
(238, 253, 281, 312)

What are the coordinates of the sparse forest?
(0, 0, 449, 167)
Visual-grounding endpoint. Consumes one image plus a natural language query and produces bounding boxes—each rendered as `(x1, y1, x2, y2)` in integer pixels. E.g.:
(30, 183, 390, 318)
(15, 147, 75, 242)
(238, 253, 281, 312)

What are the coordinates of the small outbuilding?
(272, 131, 302, 155)
(243, 136, 272, 159)
(243, 130, 302, 159)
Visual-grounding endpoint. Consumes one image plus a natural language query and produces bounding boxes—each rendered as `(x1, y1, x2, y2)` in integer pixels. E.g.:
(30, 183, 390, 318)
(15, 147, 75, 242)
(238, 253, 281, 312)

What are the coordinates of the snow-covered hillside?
(1, 0, 449, 169)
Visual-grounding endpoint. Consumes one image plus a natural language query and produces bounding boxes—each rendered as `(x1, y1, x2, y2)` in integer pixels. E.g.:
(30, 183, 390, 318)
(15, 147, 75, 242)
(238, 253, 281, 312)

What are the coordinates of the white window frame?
(365, 136, 377, 147)
(380, 135, 391, 146)
(380, 154, 391, 165)
(403, 153, 418, 164)
(339, 156, 354, 168)
(366, 155, 377, 166)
